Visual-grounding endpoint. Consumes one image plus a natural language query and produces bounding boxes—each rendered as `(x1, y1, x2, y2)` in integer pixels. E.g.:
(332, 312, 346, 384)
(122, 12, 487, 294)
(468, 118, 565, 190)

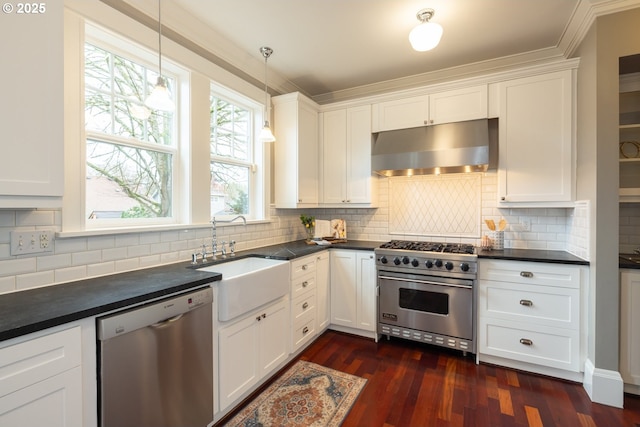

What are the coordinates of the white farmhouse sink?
(198, 257, 289, 322)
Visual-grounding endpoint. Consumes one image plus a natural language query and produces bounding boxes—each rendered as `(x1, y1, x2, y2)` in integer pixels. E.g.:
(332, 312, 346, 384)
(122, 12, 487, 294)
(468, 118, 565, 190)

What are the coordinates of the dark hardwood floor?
(289, 330, 640, 427)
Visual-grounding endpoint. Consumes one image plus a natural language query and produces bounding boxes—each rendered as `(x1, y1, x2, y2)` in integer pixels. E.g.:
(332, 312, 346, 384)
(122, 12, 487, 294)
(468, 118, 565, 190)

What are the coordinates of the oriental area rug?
(222, 360, 367, 427)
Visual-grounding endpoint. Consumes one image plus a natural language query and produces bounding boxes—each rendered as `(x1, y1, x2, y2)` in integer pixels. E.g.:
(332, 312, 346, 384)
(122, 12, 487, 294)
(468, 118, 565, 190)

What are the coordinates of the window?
(210, 87, 263, 219)
(84, 42, 177, 225)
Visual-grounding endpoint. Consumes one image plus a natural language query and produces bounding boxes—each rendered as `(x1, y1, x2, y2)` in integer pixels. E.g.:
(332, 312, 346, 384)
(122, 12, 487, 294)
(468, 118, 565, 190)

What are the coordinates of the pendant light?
(409, 8, 443, 52)
(145, 0, 175, 112)
(259, 46, 276, 143)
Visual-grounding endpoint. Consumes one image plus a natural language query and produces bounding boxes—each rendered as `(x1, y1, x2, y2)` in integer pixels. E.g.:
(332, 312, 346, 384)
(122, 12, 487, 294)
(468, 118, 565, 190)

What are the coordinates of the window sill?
(56, 219, 271, 239)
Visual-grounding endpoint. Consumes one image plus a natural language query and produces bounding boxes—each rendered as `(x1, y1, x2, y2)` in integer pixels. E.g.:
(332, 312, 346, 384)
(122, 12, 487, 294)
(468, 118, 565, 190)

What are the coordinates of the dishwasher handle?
(98, 287, 213, 341)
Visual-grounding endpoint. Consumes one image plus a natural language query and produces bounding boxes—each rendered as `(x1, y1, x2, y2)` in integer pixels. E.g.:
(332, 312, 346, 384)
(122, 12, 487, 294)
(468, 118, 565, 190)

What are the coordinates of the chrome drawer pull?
(303, 326, 309, 334)
(302, 302, 309, 310)
(519, 299, 533, 307)
(520, 271, 533, 278)
(302, 281, 308, 287)
(519, 338, 533, 346)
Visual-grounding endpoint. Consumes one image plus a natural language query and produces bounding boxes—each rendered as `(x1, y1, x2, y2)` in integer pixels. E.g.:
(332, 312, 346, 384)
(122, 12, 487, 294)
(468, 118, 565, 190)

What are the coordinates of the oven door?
(378, 271, 474, 340)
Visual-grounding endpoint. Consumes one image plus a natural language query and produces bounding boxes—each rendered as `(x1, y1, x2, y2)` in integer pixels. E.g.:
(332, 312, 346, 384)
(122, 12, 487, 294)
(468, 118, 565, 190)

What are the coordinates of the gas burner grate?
(379, 240, 475, 254)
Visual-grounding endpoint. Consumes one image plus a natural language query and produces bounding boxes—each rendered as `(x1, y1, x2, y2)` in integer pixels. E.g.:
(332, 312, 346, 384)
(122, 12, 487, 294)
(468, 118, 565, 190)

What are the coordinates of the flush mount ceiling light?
(145, 0, 175, 112)
(259, 46, 276, 143)
(409, 8, 443, 52)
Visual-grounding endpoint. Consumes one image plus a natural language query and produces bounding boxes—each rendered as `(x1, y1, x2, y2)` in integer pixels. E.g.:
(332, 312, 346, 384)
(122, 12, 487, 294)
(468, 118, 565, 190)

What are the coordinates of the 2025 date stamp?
(2, 2, 47, 14)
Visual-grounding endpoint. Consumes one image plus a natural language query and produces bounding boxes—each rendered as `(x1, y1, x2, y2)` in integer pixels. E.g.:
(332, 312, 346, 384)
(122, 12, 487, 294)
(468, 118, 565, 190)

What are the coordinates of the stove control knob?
(402, 256, 410, 265)
(425, 260, 434, 268)
(380, 256, 388, 264)
(393, 257, 401, 265)
(460, 263, 470, 272)
(445, 261, 454, 270)
(411, 259, 419, 267)
(435, 259, 443, 268)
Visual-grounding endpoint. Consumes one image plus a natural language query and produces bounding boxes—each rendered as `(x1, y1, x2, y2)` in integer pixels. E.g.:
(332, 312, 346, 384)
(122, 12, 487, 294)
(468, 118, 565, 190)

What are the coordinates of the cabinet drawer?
(0, 327, 81, 398)
(292, 316, 316, 352)
(291, 256, 316, 280)
(291, 273, 316, 298)
(292, 290, 316, 323)
(479, 281, 579, 329)
(479, 317, 579, 372)
(479, 260, 581, 289)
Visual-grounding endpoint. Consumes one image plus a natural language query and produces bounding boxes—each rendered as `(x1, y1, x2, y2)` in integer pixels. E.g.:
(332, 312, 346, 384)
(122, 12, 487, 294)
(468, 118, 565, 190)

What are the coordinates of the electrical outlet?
(10, 230, 54, 255)
(520, 219, 531, 232)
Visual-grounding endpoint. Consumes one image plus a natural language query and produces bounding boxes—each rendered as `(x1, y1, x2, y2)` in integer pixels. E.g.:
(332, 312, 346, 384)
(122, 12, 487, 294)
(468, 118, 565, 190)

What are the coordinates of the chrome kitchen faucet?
(191, 216, 247, 264)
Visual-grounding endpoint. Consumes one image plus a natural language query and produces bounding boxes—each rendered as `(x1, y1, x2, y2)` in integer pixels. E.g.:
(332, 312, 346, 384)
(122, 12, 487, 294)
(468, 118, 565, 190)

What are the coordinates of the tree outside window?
(210, 95, 252, 217)
(84, 43, 176, 221)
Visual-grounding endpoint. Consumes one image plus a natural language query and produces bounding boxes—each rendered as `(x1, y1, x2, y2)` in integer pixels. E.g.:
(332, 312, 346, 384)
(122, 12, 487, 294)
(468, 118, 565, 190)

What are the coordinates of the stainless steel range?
(375, 240, 477, 355)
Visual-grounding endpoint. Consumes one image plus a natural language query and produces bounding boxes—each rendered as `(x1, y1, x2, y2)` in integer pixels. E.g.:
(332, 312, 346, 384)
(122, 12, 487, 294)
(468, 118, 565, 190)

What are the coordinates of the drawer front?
(292, 316, 316, 352)
(479, 281, 579, 329)
(292, 290, 316, 323)
(291, 273, 316, 298)
(479, 260, 581, 289)
(479, 317, 579, 371)
(0, 326, 81, 398)
(291, 256, 317, 280)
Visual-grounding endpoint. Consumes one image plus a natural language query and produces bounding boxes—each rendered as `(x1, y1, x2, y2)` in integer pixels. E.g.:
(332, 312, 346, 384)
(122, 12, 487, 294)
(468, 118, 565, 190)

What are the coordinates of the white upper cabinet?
(321, 105, 377, 206)
(273, 92, 319, 208)
(371, 85, 488, 132)
(0, 2, 63, 208)
(497, 69, 575, 205)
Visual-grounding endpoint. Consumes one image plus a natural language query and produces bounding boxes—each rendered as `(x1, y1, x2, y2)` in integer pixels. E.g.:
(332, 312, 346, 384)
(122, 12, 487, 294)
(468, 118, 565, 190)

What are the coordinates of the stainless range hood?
(372, 118, 498, 177)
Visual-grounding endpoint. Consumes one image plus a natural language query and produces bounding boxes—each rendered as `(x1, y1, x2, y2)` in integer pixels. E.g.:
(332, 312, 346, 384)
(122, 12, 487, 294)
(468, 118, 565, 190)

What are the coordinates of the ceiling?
(119, 0, 640, 103)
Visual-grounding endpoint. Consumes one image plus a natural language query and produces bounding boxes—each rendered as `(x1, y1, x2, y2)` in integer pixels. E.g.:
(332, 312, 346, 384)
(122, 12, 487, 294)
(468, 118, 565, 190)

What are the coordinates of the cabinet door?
(0, 1, 63, 207)
(218, 315, 259, 410)
(259, 299, 289, 376)
(0, 367, 82, 427)
(330, 250, 357, 327)
(356, 252, 376, 332)
(273, 93, 319, 208)
(297, 101, 320, 205)
(316, 252, 331, 331)
(497, 70, 574, 204)
(372, 95, 429, 132)
(322, 109, 348, 204)
(621, 271, 640, 387)
(346, 105, 373, 204)
(429, 85, 488, 125)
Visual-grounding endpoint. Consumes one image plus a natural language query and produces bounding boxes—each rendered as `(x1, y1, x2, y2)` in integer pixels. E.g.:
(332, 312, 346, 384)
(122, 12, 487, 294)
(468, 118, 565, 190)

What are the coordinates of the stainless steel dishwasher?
(97, 287, 213, 427)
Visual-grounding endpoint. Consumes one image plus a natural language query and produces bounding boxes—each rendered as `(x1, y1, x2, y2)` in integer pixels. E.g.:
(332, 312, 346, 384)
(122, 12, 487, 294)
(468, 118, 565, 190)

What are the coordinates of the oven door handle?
(378, 275, 472, 289)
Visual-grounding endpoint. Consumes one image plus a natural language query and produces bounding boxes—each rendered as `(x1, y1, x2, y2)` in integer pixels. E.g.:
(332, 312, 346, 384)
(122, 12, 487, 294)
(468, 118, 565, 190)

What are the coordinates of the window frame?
(209, 82, 265, 221)
(62, 4, 270, 235)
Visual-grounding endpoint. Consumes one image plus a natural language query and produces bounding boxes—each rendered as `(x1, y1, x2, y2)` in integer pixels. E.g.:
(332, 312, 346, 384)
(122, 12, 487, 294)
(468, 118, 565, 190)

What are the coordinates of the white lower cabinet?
(478, 259, 587, 379)
(620, 270, 640, 394)
(330, 250, 376, 336)
(218, 297, 289, 411)
(0, 326, 83, 427)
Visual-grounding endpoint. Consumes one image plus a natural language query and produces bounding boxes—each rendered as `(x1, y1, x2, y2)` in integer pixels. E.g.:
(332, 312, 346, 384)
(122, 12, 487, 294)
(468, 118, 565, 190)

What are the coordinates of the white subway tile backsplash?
(55, 266, 87, 284)
(0, 172, 592, 293)
(16, 271, 55, 291)
(37, 253, 72, 271)
(87, 262, 115, 278)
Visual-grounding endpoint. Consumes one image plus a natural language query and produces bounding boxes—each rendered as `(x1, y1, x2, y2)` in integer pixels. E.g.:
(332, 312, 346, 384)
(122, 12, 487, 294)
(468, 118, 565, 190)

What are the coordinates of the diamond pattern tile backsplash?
(389, 174, 481, 238)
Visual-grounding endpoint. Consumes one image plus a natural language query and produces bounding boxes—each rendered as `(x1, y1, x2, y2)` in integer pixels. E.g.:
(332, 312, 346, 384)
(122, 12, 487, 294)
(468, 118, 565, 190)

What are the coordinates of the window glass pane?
(210, 96, 249, 161)
(86, 140, 173, 219)
(85, 89, 112, 133)
(210, 163, 249, 215)
(84, 44, 111, 91)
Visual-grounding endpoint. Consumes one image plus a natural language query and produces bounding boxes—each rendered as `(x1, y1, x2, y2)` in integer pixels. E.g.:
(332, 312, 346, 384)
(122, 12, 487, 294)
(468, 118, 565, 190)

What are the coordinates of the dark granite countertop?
(477, 248, 589, 265)
(1, 239, 383, 343)
(619, 254, 640, 270)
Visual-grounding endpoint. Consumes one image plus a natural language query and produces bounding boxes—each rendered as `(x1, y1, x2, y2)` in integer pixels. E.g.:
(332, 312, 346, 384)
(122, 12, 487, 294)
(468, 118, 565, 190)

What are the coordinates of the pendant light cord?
(158, 0, 162, 80)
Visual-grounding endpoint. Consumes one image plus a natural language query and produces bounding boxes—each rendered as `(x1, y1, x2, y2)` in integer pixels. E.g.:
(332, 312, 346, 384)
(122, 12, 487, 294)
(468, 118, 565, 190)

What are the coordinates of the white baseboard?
(583, 358, 624, 408)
